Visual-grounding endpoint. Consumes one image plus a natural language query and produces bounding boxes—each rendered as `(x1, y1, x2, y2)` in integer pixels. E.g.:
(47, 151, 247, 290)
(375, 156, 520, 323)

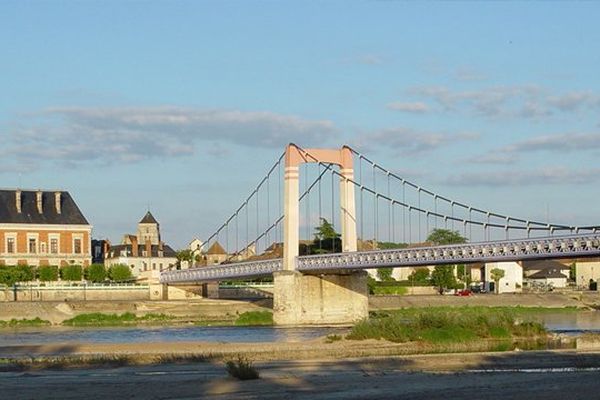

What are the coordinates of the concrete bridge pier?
(274, 144, 368, 325)
(273, 270, 368, 325)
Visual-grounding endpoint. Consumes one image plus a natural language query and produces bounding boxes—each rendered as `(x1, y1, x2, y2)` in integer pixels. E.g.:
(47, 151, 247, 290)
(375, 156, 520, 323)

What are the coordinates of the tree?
(408, 268, 430, 285)
(311, 218, 341, 254)
(38, 265, 59, 282)
(427, 229, 468, 291)
(60, 264, 82, 281)
(490, 268, 505, 294)
(426, 229, 467, 245)
(314, 218, 340, 241)
(86, 264, 107, 283)
(0, 265, 34, 286)
(108, 264, 133, 282)
(176, 249, 194, 267)
(377, 267, 394, 282)
(430, 265, 457, 295)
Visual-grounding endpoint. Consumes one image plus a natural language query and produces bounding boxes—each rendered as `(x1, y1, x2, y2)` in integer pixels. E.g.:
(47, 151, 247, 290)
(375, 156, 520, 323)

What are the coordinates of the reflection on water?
(537, 311, 600, 334)
(0, 325, 347, 346)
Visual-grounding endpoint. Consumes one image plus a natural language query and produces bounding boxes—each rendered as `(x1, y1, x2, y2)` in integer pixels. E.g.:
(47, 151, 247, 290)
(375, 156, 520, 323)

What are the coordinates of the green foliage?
(367, 275, 377, 294)
(325, 334, 343, 343)
(234, 311, 273, 326)
(408, 268, 430, 284)
(0, 317, 51, 327)
(430, 265, 457, 294)
(37, 265, 59, 282)
(62, 312, 173, 326)
(377, 242, 409, 249)
(426, 229, 467, 245)
(569, 263, 576, 281)
(85, 264, 107, 283)
(490, 268, 506, 294)
(376, 267, 394, 282)
(225, 356, 259, 380)
(0, 265, 35, 286)
(176, 249, 194, 262)
(108, 264, 133, 282)
(372, 286, 408, 295)
(314, 218, 340, 241)
(60, 264, 82, 281)
(347, 307, 546, 344)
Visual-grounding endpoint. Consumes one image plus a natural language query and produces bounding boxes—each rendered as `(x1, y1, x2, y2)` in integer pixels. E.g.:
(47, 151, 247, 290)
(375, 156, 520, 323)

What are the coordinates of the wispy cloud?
(402, 85, 600, 119)
(3, 106, 337, 169)
(505, 132, 600, 153)
(351, 127, 478, 155)
(355, 54, 384, 65)
(446, 167, 600, 187)
(464, 152, 519, 165)
(386, 101, 429, 113)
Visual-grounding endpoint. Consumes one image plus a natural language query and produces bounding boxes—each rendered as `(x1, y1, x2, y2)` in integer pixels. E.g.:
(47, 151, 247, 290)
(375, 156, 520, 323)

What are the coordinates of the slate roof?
(524, 260, 570, 271)
(108, 243, 177, 259)
(0, 189, 89, 225)
(529, 268, 568, 279)
(139, 211, 159, 224)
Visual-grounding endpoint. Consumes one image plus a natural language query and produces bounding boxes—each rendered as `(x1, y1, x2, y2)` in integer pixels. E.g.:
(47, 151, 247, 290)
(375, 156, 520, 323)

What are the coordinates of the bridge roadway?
(160, 233, 600, 284)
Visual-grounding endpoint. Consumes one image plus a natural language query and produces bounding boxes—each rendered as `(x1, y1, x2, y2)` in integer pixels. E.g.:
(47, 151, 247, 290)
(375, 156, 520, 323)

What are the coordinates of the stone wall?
(2, 285, 150, 302)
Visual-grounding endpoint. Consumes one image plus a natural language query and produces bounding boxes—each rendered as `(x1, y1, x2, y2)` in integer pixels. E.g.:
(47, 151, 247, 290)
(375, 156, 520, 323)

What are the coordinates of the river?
(0, 311, 598, 347)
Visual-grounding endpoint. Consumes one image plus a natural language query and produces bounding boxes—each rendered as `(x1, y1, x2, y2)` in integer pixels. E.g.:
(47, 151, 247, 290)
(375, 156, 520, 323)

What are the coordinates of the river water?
(0, 311, 598, 347)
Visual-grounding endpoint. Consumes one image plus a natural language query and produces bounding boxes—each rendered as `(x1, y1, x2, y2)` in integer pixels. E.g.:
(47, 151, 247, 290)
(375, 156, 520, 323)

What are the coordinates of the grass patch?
(234, 311, 273, 326)
(0, 317, 51, 327)
(348, 307, 546, 345)
(225, 356, 260, 380)
(372, 286, 408, 295)
(62, 312, 174, 326)
(325, 334, 343, 343)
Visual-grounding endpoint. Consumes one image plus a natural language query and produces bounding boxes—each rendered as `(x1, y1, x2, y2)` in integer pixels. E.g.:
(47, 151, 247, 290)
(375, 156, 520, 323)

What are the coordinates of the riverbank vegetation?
(0, 317, 51, 327)
(62, 312, 175, 326)
(348, 307, 547, 344)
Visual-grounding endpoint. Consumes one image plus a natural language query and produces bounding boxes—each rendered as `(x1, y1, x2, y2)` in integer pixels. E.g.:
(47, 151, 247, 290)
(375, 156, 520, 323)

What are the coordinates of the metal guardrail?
(160, 233, 600, 283)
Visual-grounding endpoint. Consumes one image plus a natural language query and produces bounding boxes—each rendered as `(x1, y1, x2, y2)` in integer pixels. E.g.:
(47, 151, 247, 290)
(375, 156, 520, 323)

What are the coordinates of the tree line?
(0, 264, 133, 286)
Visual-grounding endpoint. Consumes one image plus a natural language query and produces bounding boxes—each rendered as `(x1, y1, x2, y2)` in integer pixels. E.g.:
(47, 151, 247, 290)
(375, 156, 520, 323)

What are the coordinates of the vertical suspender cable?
(318, 164, 323, 251)
(373, 164, 378, 244)
(418, 189, 422, 242)
(388, 174, 391, 243)
(402, 181, 406, 244)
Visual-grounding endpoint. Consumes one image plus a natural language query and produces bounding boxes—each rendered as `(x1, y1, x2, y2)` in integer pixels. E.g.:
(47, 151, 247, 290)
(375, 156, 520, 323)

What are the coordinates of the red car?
(455, 289, 473, 296)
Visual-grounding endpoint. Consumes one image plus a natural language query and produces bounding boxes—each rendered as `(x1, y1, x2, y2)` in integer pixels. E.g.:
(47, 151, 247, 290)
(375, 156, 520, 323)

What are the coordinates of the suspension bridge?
(161, 144, 600, 324)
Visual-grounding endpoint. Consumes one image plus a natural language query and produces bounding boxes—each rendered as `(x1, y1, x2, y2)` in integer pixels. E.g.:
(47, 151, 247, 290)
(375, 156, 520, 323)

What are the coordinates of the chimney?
(145, 239, 152, 258)
(54, 192, 62, 214)
(15, 190, 22, 213)
(36, 190, 43, 214)
(131, 236, 138, 257)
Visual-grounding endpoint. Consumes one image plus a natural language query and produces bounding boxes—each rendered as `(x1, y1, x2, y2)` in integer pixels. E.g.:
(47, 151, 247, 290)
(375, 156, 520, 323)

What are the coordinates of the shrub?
(61, 264, 83, 281)
(108, 264, 133, 282)
(234, 311, 273, 326)
(38, 265, 59, 282)
(408, 268, 430, 285)
(377, 268, 394, 282)
(225, 356, 259, 380)
(86, 264, 107, 283)
(0, 265, 35, 286)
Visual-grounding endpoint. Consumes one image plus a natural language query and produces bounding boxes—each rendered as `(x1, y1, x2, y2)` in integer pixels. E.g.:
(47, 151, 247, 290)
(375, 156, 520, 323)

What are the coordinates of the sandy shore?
(1, 349, 600, 399)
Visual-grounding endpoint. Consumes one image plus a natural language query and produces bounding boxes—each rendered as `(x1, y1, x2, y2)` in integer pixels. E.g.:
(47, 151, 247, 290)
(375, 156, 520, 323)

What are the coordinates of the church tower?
(137, 211, 161, 245)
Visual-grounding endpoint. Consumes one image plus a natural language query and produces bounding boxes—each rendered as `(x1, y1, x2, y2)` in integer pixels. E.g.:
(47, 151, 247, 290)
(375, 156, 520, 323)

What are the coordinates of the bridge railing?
(160, 233, 600, 283)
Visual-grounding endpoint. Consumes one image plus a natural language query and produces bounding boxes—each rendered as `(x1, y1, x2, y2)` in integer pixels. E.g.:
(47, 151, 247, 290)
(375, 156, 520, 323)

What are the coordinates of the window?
(152, 263, 156, 270)
(6, 237, 15, 254)
(40, 242, 47, 253)
(73, 238, 82, 254)
(28, 238, 37, 254)
(50, 238, 59, 254)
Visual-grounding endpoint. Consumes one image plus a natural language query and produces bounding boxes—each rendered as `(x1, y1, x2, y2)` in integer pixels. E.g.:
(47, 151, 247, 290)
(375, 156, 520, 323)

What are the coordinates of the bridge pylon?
(274, 144, 368, 325)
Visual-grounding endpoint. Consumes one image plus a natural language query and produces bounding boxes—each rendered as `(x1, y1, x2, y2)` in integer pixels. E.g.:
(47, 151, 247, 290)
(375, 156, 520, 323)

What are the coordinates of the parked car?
(455, 289, 472, 296)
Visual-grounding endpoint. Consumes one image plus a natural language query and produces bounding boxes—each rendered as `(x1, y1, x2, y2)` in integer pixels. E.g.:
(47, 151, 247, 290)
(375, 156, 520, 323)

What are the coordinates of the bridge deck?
(160, 234, 600, 284)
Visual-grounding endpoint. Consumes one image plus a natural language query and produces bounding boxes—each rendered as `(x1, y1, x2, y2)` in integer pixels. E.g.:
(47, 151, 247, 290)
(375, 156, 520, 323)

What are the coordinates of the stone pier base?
(272, 270, 368, 325)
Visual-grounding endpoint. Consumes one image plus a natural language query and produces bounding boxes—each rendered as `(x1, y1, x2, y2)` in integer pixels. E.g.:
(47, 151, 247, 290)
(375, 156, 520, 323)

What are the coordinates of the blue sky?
(1, 1, 599, 249)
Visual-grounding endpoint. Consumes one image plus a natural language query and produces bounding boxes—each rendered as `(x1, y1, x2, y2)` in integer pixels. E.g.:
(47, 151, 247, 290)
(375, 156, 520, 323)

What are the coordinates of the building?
(0, 189, 92, 267)
(483, 261, 523, 293)
(104, 212, 177, 280)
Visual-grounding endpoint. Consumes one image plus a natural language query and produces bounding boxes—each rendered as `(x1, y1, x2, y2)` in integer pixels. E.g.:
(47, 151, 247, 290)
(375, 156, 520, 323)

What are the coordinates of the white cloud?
(464, 153, 519, 165)
(351, 127, 478, 155)
(446, 166, 600, 187)
(386, 101, 429, 113)
(505, 132, 600, 153)
(4, 107, 337, 168)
